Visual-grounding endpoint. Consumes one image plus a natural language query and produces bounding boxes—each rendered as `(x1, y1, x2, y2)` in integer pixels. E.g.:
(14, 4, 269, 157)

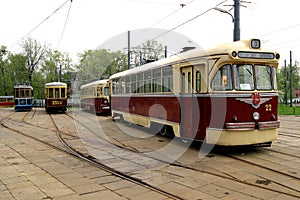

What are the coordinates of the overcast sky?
(1, 0, 300, 65)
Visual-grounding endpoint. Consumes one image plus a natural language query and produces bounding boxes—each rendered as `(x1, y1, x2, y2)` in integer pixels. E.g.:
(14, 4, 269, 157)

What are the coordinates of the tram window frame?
(137, 73, 144, 93)
(234, 64, 255, 91)
(144, 71, 152, 93)
(162, 66, 173, 92)
(152, 68, 162, 93)
(55, 88, 60, 98)
(48, 88, 53, 98)
(255, 65, 272, 90)
(196, 71, 201, 93)
(62, 88, 66, 98)
(211, 64, 233, 91)
(181, 72, 186, 93)
(104, 87, 109, 96)
(271, 66, 277, 90)
(131, 74, 137, 93)
(125, 76, 131, 93)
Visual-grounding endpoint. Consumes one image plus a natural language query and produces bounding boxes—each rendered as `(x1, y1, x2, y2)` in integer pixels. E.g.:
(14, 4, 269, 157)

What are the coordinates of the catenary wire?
(57, 0, 73, 50)
(9, 0, 71, 49)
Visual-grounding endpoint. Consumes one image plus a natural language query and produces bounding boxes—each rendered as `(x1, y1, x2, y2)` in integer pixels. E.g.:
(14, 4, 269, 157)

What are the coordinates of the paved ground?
(1, 109, 299, 200)
(0, 119, 170, 200)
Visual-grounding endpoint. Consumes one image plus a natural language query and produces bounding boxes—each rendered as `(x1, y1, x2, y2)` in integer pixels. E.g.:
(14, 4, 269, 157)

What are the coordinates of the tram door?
(180, 66, 199, 139)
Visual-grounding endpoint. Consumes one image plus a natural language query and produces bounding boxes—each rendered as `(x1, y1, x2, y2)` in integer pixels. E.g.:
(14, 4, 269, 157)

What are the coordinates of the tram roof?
(14, 85, 33, 89)
(80, 79, 109, 89)
(45, 82, 67, 87)
(0, 96, 14, 98)
(109, 38, 278, 79)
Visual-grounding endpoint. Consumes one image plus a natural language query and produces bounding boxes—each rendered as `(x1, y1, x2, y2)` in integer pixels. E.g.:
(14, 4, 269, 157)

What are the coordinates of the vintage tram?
(110, 39, 280, 146)
(0, 96, 14, 107)
(14, 85, 33, 111)
(80, 79, 110, 115)
(45, 82, 67, 113)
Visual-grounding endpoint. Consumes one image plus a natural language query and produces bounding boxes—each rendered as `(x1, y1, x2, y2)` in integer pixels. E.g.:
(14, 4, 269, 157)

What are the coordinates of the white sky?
(1, 0, 300, 66)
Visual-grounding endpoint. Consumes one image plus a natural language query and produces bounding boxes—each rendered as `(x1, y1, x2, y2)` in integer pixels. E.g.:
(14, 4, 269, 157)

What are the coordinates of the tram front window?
(234, 64, 255, 90)
(255, 65, 272, 90)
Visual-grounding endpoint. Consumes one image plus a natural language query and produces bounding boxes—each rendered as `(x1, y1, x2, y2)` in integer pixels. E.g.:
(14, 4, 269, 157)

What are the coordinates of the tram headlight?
(253, 112, 260, 121)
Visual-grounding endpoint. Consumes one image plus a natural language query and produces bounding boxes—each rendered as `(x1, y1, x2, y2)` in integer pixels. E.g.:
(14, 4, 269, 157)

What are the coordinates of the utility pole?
(233, 0, 240, 41)
(290, 51, 293, 107)
(284, 60, 288, 106)
(128, 31, 131, 69)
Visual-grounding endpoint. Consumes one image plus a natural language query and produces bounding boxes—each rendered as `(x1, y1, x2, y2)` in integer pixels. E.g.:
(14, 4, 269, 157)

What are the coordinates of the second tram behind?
(109, 39, 280, 146)
(14, 85, 33, 111)
(0, 96, 14, 107)
(80, 79, 110, 115)
(45, 82, 68, 113)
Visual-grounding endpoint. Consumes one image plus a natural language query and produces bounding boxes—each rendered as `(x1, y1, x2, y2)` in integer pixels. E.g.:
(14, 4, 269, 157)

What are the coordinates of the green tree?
(21, 37, 47, 85)
(131, 40, 164, 67)
(77, 49, 127, 85)
(277, 60, 300, 103)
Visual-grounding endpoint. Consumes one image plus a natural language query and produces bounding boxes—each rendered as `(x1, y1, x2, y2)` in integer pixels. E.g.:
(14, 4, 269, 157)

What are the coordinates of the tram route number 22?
(265, 104, 272, 111)
(52, 101, 63, 105)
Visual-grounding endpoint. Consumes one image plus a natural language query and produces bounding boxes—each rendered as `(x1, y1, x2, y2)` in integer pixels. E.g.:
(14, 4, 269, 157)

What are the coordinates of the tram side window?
(137, 73, 144, 93)
(125, 76, 131, 93)
(144, 71, 152, 93)
(131, 74, 137, 93)
(255, 65, 272, 90)
(234, 64, 255, 90)
(181, 73, 185, 93)
(196, 71, 201, 93)
(152, 68, 162, 93)
(212, 65, 232, 91)
(162, 66, 173, 92)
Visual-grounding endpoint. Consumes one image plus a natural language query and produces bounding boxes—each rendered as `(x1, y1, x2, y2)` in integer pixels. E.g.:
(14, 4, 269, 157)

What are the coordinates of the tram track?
(0, 109, 183, 200)
(62, 111, 300, 199)
(2, 108, 300, 199)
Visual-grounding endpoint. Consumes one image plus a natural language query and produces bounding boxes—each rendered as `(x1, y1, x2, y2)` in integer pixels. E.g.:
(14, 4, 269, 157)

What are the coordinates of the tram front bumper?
(205, 126, 278, 146)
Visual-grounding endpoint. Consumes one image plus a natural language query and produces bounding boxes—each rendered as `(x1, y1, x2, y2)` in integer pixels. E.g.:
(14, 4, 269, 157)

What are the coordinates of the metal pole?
(290, 51, 293, 107)
(127, 31, 130, 69)
(165, 46, 167, 58)
(233, 0, 240, 41)
(284, 60, 288, 105)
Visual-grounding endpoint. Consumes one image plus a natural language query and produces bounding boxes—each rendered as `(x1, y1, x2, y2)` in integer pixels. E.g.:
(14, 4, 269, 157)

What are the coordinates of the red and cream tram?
(109, 39, 280, 146)
(80, 79, 110, 115)
(45, 82, 68, 113)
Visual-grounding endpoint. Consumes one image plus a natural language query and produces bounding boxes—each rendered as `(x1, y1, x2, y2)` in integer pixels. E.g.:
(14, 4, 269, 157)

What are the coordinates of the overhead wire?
(57, 0, 73, 50)
(9, 0, 71, 49)
(148, 0, 228, 42)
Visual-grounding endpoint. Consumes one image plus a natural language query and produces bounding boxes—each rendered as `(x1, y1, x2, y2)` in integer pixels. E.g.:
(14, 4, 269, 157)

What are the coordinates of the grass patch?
(278, 104, 300, 116)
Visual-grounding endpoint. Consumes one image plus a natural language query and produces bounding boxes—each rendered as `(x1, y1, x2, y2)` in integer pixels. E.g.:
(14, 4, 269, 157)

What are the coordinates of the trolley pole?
(233, 0, 240, 41)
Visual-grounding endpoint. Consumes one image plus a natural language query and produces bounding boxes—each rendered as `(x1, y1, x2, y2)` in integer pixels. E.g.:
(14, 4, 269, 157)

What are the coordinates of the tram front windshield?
(212, 64, 276, 91)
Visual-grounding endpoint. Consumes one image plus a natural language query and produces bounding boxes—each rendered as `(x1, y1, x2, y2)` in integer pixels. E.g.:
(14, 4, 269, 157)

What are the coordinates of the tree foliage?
(76, 49, 127, 85)
(277, 60, 300, 102)
(21, 37, 47, 85)
(130, 40, 164, 67)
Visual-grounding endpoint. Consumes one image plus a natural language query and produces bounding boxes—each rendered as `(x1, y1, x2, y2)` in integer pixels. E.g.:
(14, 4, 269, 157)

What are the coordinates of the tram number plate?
(52, 101, 62, 105)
